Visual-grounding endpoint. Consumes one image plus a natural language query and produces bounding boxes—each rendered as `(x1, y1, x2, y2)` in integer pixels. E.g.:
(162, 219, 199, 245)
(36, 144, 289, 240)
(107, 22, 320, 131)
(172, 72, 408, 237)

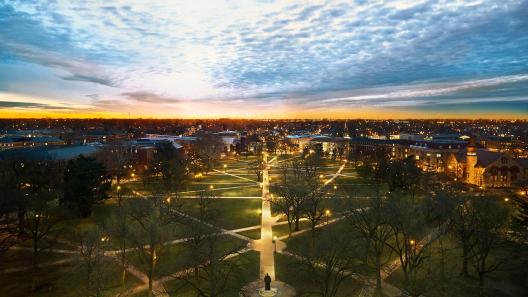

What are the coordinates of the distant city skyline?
(1, 0, 527, 119)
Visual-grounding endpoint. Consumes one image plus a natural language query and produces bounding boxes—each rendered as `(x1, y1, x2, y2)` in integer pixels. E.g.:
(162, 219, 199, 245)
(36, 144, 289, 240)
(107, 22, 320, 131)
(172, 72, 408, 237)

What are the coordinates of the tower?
(343, 120, 350, 139)
(466, 136, 478, 185)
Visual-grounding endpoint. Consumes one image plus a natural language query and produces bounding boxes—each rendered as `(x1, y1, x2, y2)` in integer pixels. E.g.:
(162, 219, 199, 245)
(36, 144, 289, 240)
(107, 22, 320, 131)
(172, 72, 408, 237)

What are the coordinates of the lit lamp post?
(325, 209, 331, 225)
(273, 236, 277, 253)
(116, 185, 122, 204)
(409, 239, 416, 254)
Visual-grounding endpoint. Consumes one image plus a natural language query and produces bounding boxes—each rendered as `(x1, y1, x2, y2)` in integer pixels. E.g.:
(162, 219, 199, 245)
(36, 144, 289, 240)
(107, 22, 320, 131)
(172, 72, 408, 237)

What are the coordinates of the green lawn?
(0, 257, 140, 297)
(275, 252, 364, 297)
(181, 198, 261, 230)
(385, 234, 528, 297)
(159, 250, 260, 297)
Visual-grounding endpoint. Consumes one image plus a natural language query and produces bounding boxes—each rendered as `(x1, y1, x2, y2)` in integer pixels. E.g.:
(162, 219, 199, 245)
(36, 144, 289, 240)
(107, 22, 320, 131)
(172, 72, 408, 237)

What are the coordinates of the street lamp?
(117, 185, 122, 204)
(273, 236, 277, 252)
(325, 209, 331, 224)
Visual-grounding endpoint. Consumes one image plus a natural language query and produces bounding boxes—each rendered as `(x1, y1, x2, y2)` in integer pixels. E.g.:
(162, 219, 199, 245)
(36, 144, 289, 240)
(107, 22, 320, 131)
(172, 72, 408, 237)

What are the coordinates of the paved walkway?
(252, 153, 279, 280)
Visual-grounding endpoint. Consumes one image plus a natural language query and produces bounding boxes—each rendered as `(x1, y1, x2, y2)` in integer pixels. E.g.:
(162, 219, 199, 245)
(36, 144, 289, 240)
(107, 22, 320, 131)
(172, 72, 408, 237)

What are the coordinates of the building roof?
(310, 136, 349, 143)
(455, 148, 502, 167)
(0, 136, 64, 143)
(515, 158, 528, 169)
(0, 145, 99, 161)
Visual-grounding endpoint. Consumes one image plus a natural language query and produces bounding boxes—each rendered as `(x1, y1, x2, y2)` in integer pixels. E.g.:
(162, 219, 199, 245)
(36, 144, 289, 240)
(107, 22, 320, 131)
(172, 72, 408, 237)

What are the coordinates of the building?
(446, 138, 528, 188)
(215, 131, 240, 152)
(0, 136, 65, 149)
(309, 136, 349, 155)
(0, 144, 99, 161)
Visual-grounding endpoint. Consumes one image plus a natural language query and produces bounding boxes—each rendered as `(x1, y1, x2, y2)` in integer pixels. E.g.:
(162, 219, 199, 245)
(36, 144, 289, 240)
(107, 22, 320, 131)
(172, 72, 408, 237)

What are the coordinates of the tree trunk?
(294, 216, 300, 231)
(121, 268, 126, 287)
(478, 272, 485, 297)
(375, 255, 382, 291)
(461, 246, 469, 277)
(17, 207, 26, 235)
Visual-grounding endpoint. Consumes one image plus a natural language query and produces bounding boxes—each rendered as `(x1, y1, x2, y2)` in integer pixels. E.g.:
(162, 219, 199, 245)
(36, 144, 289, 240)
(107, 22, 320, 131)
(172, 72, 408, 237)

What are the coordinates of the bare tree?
(272, 157, 321, 232)
(250, 154, 264, 182)
(183, 188, 219, 277)
(303, 188, 328, 235)
(95, 142, 134, 186)
(22, 160, 64, 290)
(346, 186, 393, 292)
(127, 196, 180, 297)
(450, 198, 480, 277)
(182, 237, 246, 297)
(180, 188, 246, 297)
(77, 226, 109, 297)
(195, 133, 224, 173)
(104, 200, 130, 287)
(468, 198, 509, 291)
(0, 159, 22, 255)
(0, 156, 29, 234)
(270, 187, 297, 237)
(385, 193, 431, 297)
(300, 231, 356, 297)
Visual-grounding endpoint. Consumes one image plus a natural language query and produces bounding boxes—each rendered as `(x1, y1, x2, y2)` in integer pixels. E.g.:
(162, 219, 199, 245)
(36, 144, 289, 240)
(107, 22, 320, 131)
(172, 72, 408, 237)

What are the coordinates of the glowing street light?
(325, 209, 331, 224)
(273, 236, 277, 252)
(209, 185, 214, 189)
(409, 240, 415, 246)
(504, 197, 509, 202)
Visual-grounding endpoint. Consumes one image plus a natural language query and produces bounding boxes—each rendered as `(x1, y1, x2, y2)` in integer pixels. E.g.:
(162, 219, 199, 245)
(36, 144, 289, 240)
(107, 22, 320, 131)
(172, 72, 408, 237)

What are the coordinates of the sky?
(0, 0, 527, 119)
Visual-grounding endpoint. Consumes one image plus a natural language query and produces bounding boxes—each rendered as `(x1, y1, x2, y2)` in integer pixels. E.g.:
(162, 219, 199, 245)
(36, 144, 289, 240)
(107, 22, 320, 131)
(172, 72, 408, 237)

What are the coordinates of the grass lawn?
(158, 250, 260, 297)
(275, 252, 364, 296)
(238, 228, 261, 240)
(127, 235, 247, 279)
(0, 257, 140, 297)
(181, 198, 261, 230)
(386, 234, 528, 297)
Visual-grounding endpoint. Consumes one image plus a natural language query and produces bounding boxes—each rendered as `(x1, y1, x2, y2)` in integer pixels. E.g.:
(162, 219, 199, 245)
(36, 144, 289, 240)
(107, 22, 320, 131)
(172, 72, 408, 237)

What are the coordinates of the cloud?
(0, 0, 527, 116)
(61, 74, 116, 87)
(0, 100, 68, 110)
(121, 91, 180, 103)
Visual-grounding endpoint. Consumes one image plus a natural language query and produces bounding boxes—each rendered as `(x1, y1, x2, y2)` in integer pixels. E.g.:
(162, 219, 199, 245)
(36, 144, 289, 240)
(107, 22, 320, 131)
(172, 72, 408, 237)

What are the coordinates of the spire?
(343, 120, 350, 138)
